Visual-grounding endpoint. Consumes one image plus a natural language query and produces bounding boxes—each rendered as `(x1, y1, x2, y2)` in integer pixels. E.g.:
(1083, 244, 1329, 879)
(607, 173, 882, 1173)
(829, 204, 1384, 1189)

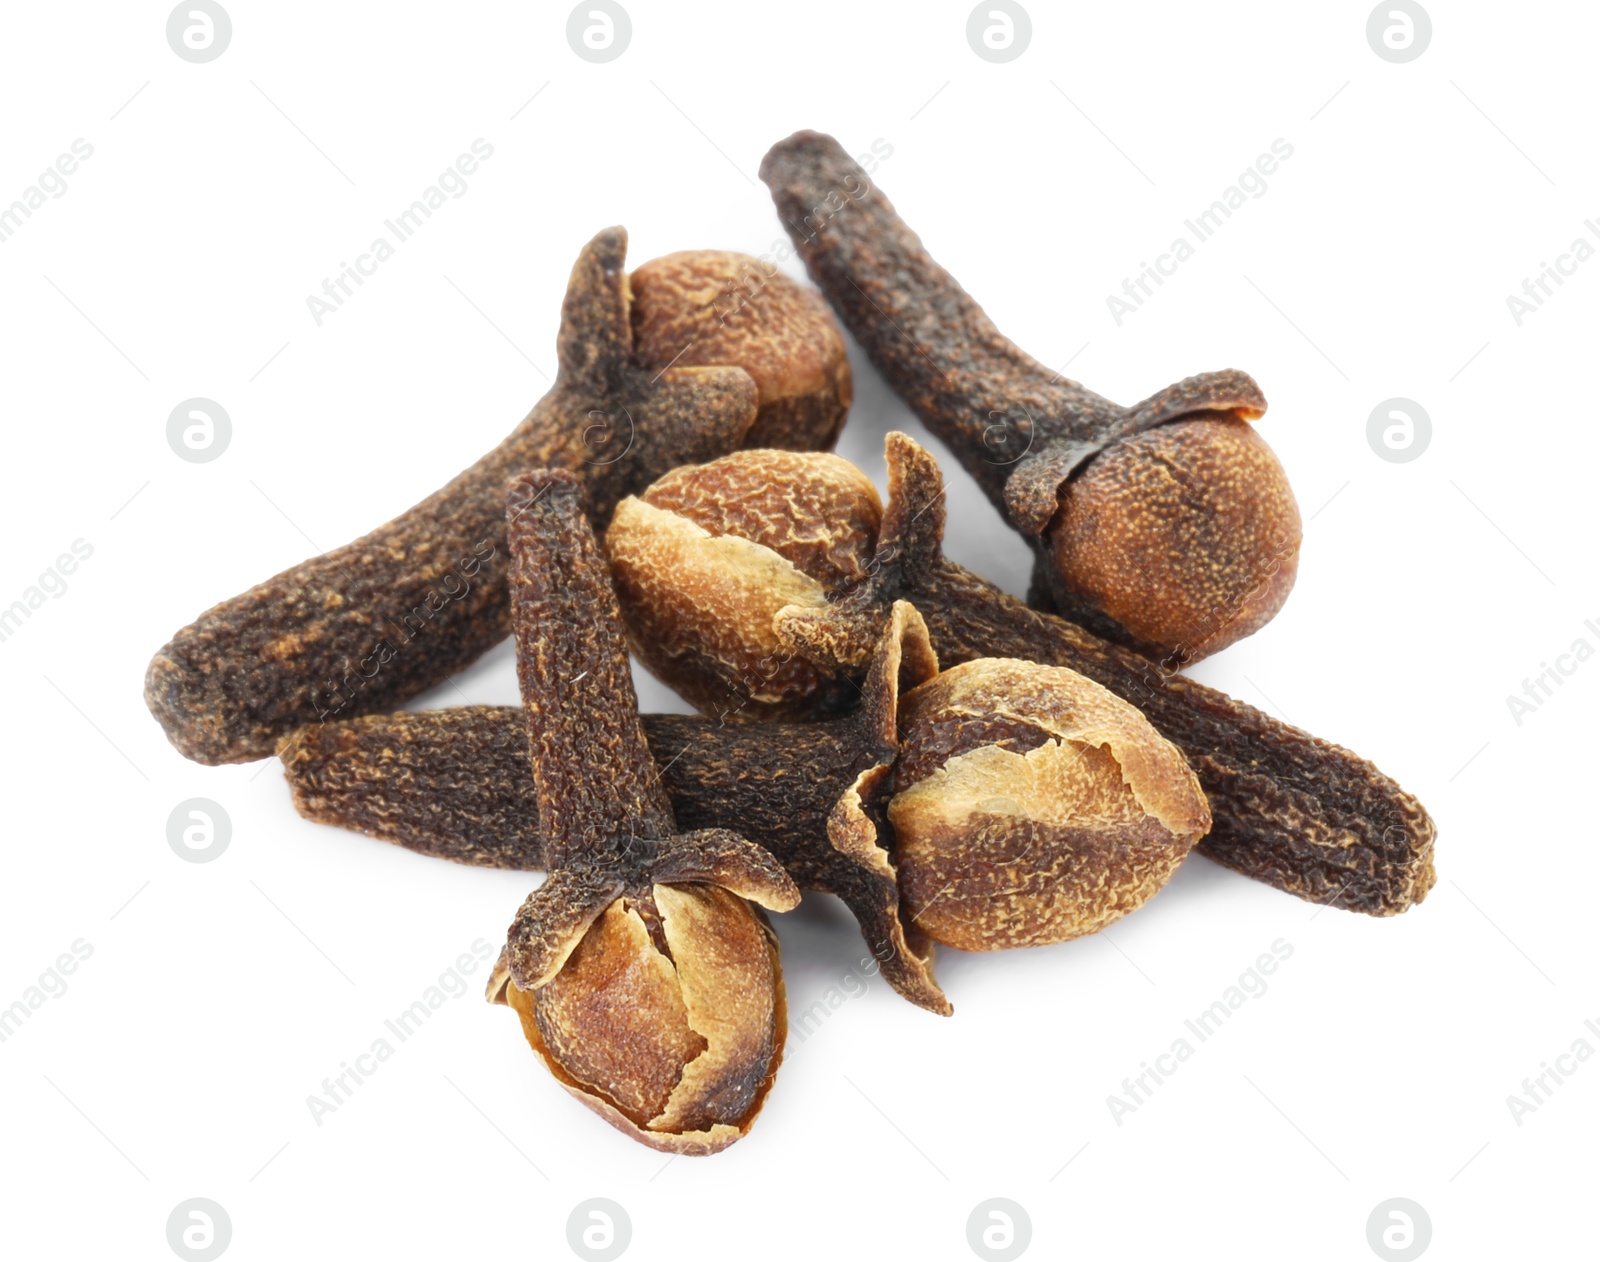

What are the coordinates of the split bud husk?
(889, 658, 1210, 950)
(630, 251, 852, 451)
(607, 450, 883, 720)
(494, 467, 798, 1154)
(489, 880, 787, 1153)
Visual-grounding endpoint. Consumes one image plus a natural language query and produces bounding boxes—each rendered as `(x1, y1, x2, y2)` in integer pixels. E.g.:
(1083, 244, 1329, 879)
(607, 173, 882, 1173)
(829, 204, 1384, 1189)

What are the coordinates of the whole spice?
(283, 601, 1211, 1010)
(630, 250, 852, 451)
(603, 435, 1437, 916)
(144, 228, 849, 765)
(760, 130, 1302, 666)
(490, 468, 799, 1155)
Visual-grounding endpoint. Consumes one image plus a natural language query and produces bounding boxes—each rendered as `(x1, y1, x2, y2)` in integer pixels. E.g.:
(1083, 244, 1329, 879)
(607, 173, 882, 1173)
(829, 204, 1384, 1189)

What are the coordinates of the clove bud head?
(493, 882, 785, 1155)
(887, 658, 1211, 951)
(1047, 416, 1301, 666)
(606, 450, 883, 721)
(630, 251, 852, 451)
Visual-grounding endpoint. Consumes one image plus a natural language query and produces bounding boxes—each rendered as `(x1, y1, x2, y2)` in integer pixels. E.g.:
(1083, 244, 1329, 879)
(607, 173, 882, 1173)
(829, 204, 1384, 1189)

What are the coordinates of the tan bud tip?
(605, 450, 882, 721)
(630, 251, 852, 451)
(887, 658, 1211, 951)
(504, 886, 785, 1154)
(1047, 417, 1302, 665)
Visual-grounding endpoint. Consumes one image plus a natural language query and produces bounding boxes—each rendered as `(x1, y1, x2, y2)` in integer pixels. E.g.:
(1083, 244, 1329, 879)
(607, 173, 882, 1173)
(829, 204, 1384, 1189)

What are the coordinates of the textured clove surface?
(491, 468, 798, 1154)
(760, 130, 1301, 664)
(605, 436, 1436, 916)
(890, 657, 1209, 950)
(283, 602, 954, 1015)
(144, 230, 851, 765)
(630, 250, 852, 451)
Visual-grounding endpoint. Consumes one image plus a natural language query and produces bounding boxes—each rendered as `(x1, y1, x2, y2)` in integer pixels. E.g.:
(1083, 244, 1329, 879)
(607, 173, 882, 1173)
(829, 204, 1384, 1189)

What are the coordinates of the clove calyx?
(760, 130, 1301, 666)
(145, 229, 848, 765)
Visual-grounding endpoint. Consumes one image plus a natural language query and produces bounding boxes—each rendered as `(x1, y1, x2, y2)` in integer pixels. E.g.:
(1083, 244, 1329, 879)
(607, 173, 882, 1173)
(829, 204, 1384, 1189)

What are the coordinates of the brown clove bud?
(601, 436, 1436, 916)
(283, 601, 1211, 1009)
(144, 229, 848, 765)
(630, 251, 852, 451)
(890, 658, 1208, 950)
(606, 449, 882, 720)
(760, 130, 1301, 666)
(489, 468, 798, 1154)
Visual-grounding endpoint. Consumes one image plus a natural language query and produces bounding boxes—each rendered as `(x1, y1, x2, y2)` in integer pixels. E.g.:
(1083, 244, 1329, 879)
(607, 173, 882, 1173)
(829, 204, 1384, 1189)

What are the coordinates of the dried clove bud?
(890, 658, 1208, 950)
(630, 251, 852, 451)
(601, 435, 1436, 916)
(606, 449, 883, 720)
(286, 600, 951, 1013)
(144, 229, 848, 765)
(760, 131, 1301, 666)
(489, 469, 799, 1154)
(284, 602, 1210, 1008)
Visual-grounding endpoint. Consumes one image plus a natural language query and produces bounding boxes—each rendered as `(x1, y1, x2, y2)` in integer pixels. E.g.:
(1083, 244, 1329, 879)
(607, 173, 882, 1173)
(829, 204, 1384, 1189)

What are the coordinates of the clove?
(603, 435, 1437, 916)
(144, 229, 849, 765)
(760, 131, 1301, 666)
(283, 600, 1211, 1011)
(488, 469, 799, 1155)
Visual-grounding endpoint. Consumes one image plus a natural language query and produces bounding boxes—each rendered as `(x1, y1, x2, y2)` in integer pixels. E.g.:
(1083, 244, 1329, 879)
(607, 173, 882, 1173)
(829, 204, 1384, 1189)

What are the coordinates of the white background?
(1, 2, 1595, 1259)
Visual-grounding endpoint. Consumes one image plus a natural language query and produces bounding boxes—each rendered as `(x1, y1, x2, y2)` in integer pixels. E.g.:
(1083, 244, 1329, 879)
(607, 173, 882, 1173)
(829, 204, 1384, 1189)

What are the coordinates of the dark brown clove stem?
(776, 436, 1435, 916)
(760, 131, 1300, 665)
(493, 469, 800, 1155)
(145, 229, 846, 766)
(283, 601, 953, 1015)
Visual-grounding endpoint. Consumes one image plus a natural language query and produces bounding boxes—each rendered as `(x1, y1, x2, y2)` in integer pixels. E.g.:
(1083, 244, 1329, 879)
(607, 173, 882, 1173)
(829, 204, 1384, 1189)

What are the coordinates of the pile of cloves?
(146, 130, 1437, 1155)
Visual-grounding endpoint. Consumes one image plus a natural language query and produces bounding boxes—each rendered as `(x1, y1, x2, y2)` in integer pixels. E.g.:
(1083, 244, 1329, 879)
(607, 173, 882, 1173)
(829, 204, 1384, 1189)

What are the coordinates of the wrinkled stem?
(144, 229, 760, 766)
(507, 471, 677, 868)
(761, 130, 1121, 501)
(905, 560, 1436, 915)
(281, 708, 859, 881)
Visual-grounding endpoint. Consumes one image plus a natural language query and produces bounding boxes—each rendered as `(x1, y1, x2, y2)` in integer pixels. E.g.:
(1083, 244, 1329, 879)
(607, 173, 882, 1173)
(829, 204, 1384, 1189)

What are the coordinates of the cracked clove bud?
(890, 658, 1208, 950)
(145, 229, 848, 765)
(601, 435, 1436, 916)
(283, 601, 1210, 1011)
(760, 130, 1301, 666)
(606, 449, 882, 720)
(488, 469, 798, 1154)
